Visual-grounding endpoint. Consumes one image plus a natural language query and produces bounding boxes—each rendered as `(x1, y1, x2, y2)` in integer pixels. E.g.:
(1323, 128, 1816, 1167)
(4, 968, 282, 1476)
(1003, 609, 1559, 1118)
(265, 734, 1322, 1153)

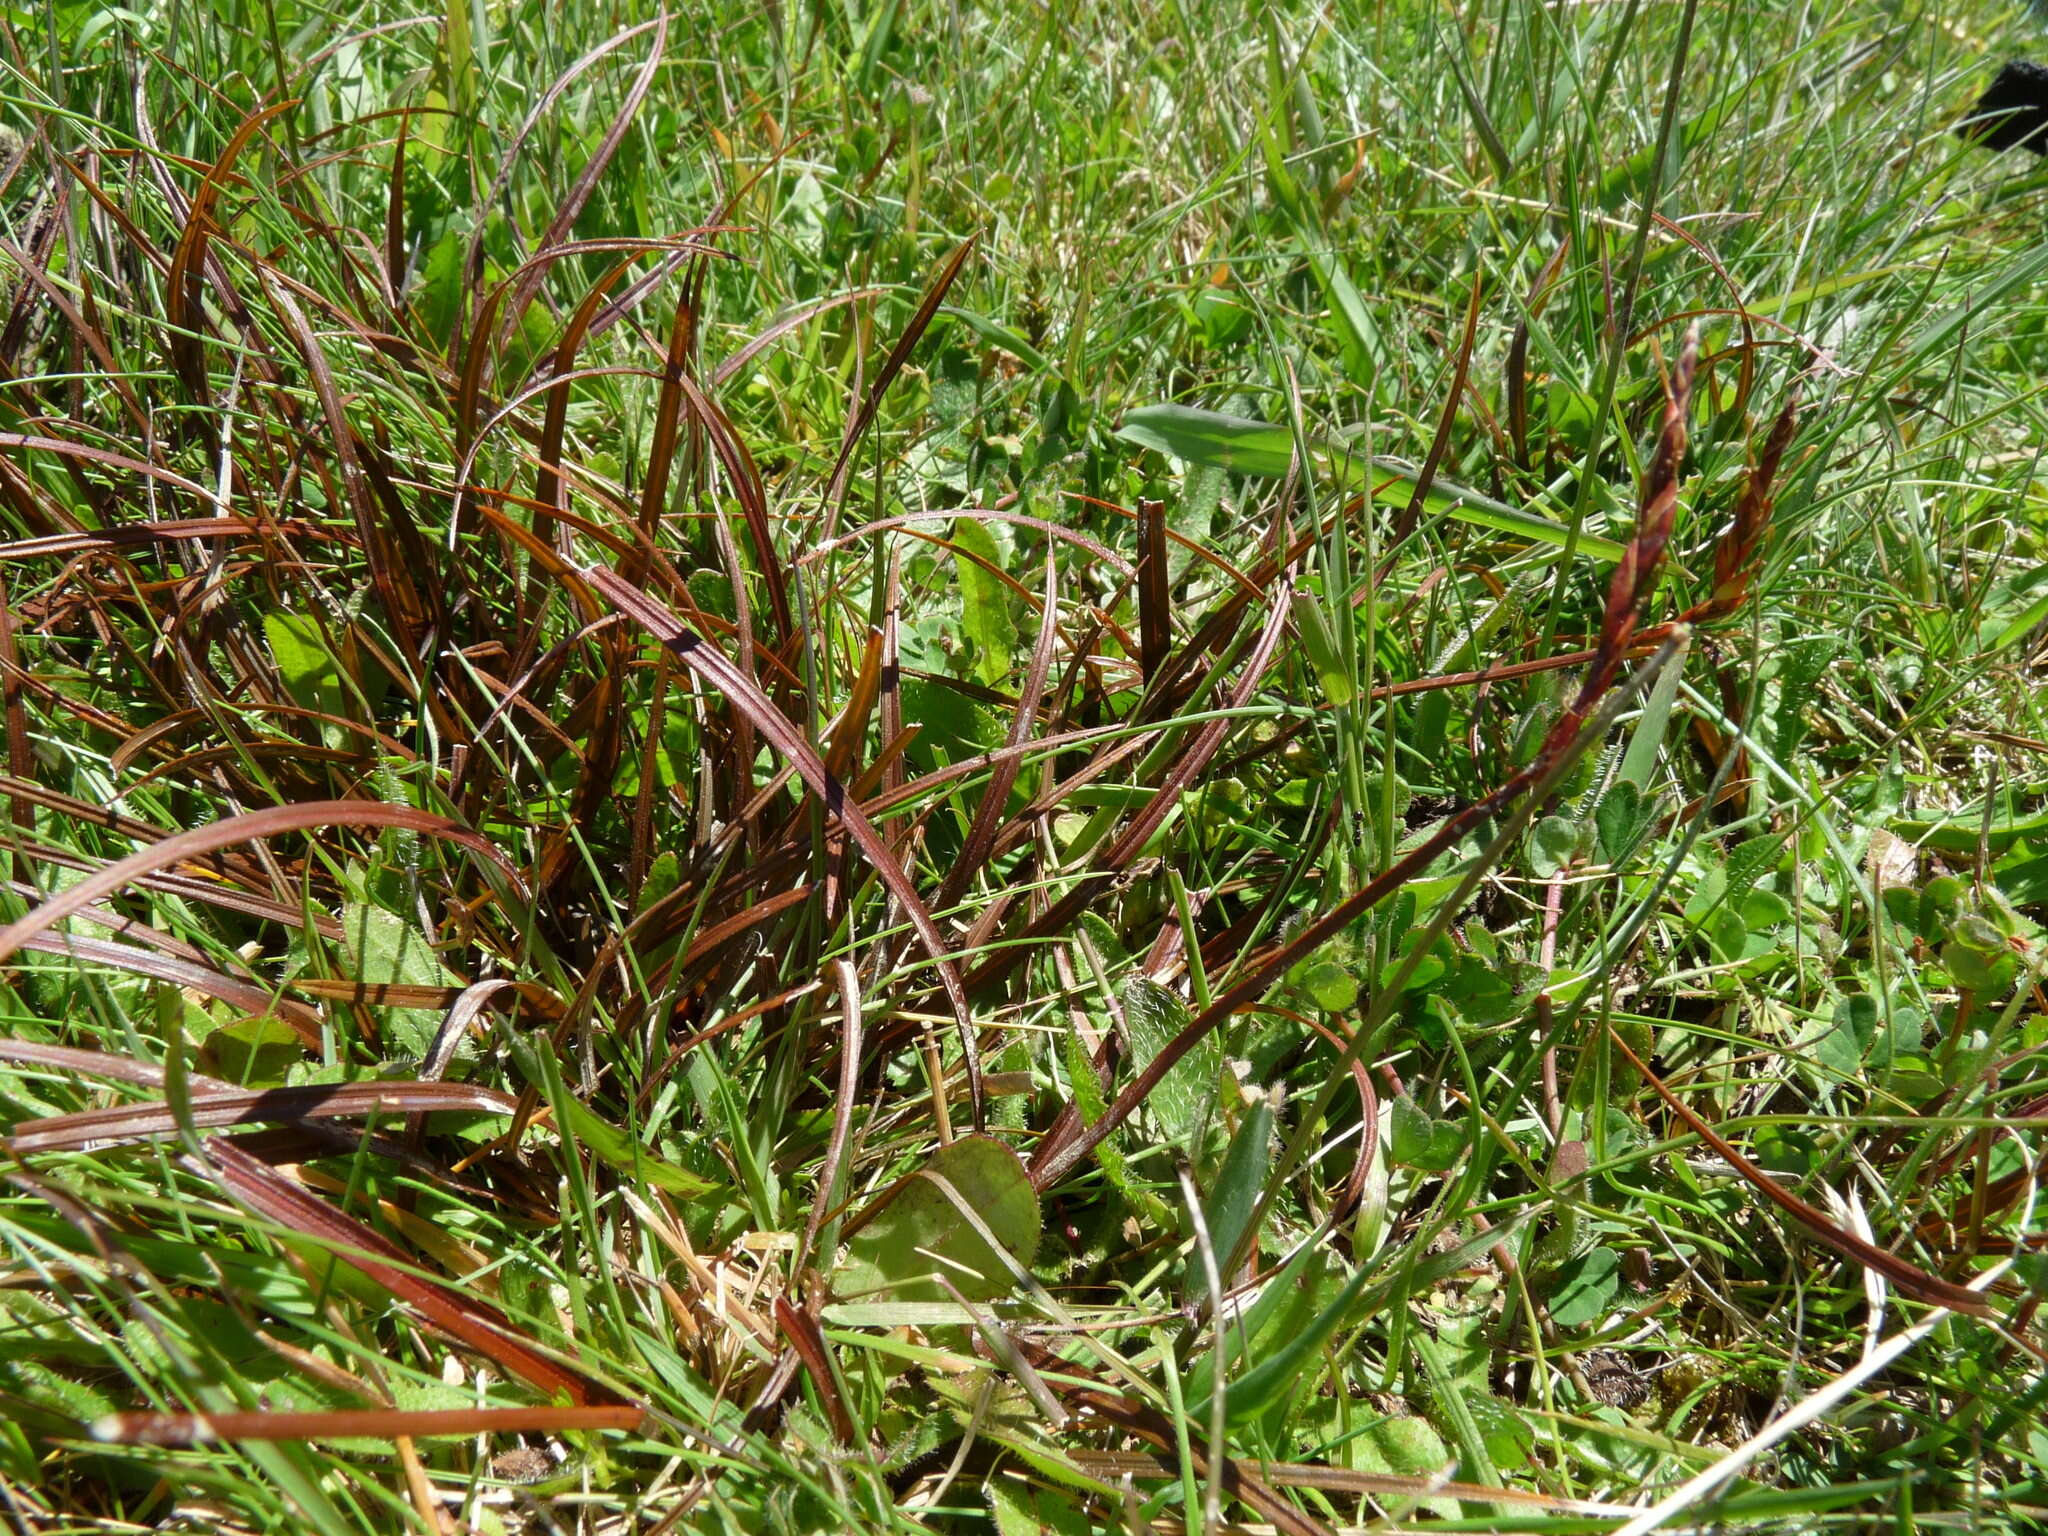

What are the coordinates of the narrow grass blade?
(94, 1404, 644, 1445)
(1116, 405, 1624, 559)
(822, 235, 978, 528)
(1607, 1029, 1995, 1315)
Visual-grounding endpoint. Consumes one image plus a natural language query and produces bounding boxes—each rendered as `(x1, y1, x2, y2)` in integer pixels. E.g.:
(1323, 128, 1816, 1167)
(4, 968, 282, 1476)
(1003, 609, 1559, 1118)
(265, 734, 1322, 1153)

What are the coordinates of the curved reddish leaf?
(584, 564, 984, 1122)
(12, 931, 322, 1043)
(0, 800, 525, 967)
(9, 1081, 518, 1153)
(203, 1138, 627, 1405)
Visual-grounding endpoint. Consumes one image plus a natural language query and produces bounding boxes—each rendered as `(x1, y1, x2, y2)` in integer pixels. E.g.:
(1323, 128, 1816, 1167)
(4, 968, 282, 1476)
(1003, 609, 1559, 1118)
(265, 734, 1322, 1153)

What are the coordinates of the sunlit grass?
(0, 1, 2044, 1531)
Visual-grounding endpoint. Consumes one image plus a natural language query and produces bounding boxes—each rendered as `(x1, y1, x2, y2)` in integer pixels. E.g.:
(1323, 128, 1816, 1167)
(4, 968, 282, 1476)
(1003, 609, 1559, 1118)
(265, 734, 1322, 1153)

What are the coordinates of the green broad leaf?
(1944, 914, 2017, 994)
(835, 1135, 1041, 1304)
(641, 850, 683, 912)
(822, 1301, 999, 1330)
(1426, 1301, 1538, 1473)
(1877, 1004, 1926, 1073)
(1190, 1094, 1274, 1297)
(1752, 1125, 1818, 1181)
(1617, 641, 1686, 791)
(263, 611, 341, 708)
(1428, 1292, 1495, 1395)
(201, 1015, 303, 1085)
(436, 0, 476, 117)
(413, 222, 468, 344)
(1193, 287, 1255, 349)
(341, 902, 462, 1058)
(1122, 974, 1214, 1149)
(264, 611, 350, 748)
(1706, 908, 1762, 965)
(3, 1357, 118, 1431)
(977, 1416, 1118, 1499)
(1744, 888, 1794, 937)
(1115, 404, 1624, 559)
(1170, 461, 1223, 585)
(1120, 403, 1296, 476)
(1389, 1095, 1466, 1172)
(1385, 933, 1449, 997)
(898, 677, 1006, 770)
(1741, 888, 1792, 931)
(615, 715, 696, 800)
(1679, 868, 1728, 925)
(1291, 591, 1355, 706)
(1546, 382, 1600, 450)
(1547, 1245, 1622, 1329)
(1441, 955, 1518, 1026)
(1814, 992, 1876, 1080)
(556, 1090, 717, 1199)
(1300, 231, 1386, 383)
(1470, 1392, 1537, 1474)
(686, 567, 738, 621)
(990, 1477, 1092, 1536)
(1772, 638, 1836, 758)
(1530, 815, 1582, 877)
(1410, 1321, 1505, 1498)
(952, 516, 1018, 686)
(1351, 1415, 1460, 1519)
(1994, 851, 2048, 909)
(1260, 95, 1309, 217)
(1060, 1016, 1171, 1231)
(1360, 1418, 1451, 1484)
(1987, 574, 2048, 653)
(1720, 833, 1786, 920)
(1299, 958, 1360, 1012)
(1881, 883, 1920, 933)
(1915, 876, 1967, 938)
(238, 1440, 354, 1532)
(1595, 780, 1655, 865)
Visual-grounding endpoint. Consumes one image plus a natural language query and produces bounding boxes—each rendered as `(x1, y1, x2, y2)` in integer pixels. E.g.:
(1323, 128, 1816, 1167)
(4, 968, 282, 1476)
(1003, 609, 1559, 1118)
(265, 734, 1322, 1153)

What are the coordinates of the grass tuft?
(1, 2, 2046, 1532)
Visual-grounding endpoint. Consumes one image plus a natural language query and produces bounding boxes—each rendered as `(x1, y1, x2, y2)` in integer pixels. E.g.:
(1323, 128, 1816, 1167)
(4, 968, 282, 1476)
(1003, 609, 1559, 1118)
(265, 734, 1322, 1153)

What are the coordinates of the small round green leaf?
(1548, 1245, 1622, 1329)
